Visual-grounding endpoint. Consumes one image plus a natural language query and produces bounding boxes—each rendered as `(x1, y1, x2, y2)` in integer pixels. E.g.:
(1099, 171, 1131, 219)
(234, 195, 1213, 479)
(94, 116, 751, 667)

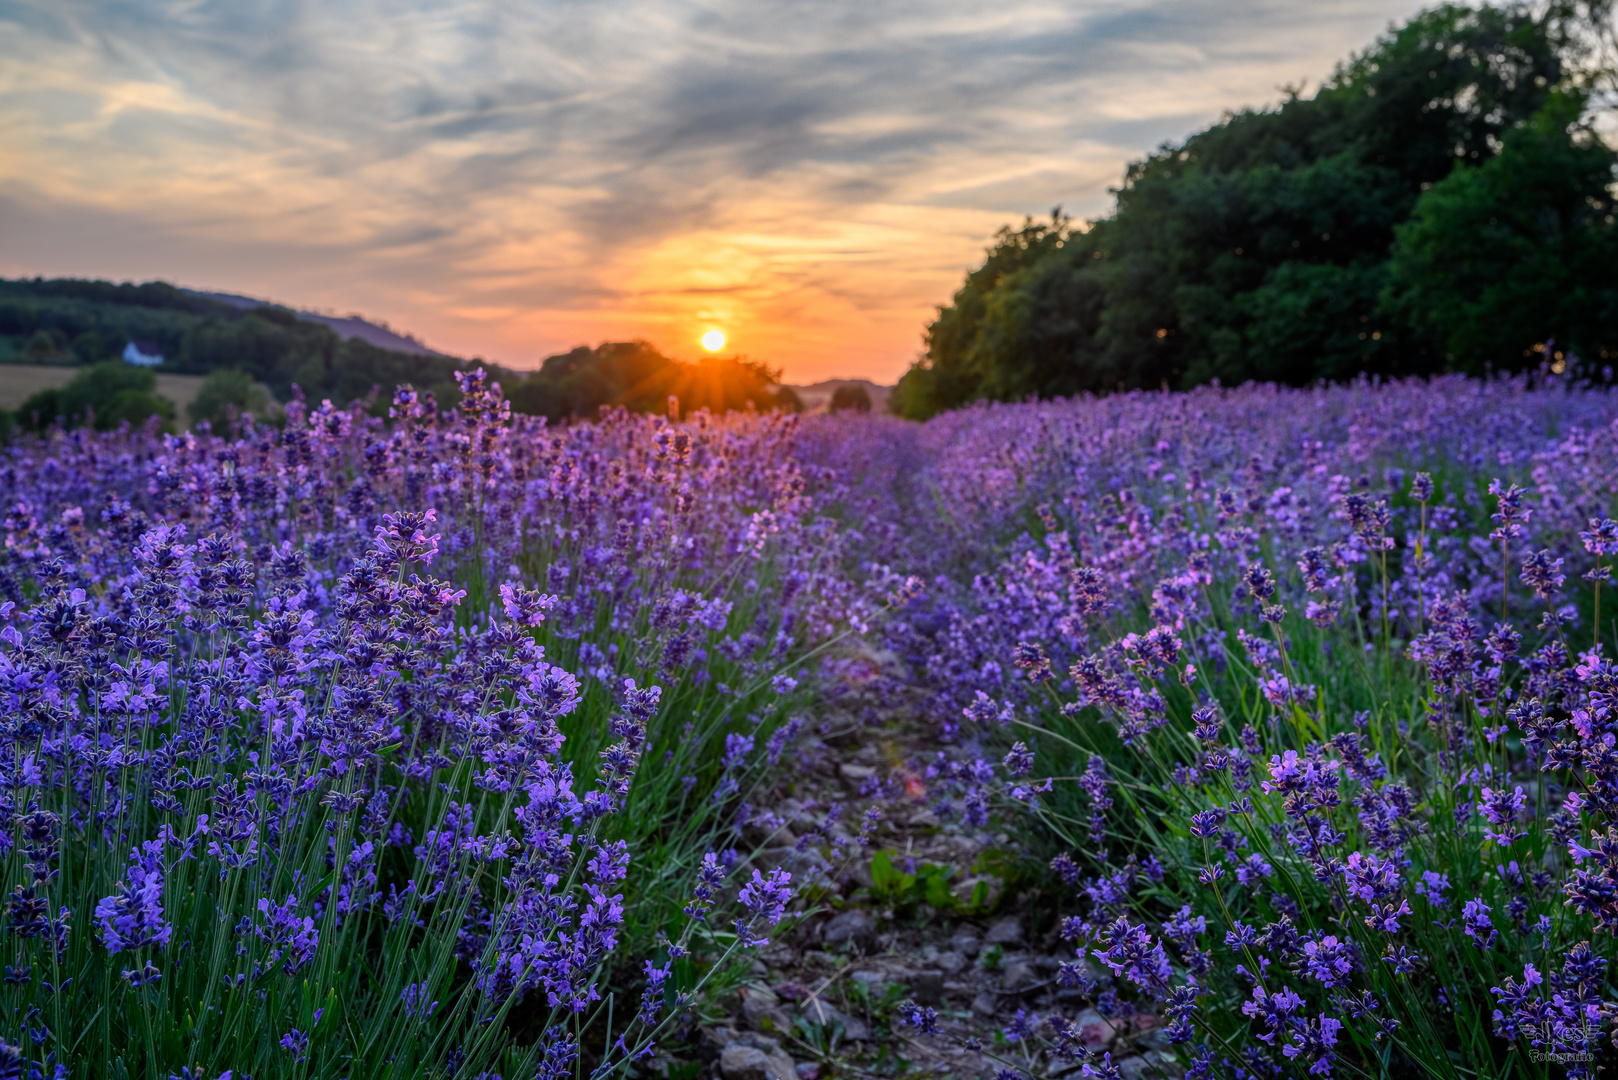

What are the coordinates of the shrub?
(823, 373, 1618, 1076)
(829, 385, 871, 414)
(0, 370, 865, 1075)
(18, 360, 175, 432)
(188, 367, 271, 431)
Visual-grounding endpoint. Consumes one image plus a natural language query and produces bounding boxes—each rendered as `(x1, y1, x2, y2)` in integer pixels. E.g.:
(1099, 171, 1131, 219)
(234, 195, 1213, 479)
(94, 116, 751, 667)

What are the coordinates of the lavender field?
(3, 369, 1618, 1078)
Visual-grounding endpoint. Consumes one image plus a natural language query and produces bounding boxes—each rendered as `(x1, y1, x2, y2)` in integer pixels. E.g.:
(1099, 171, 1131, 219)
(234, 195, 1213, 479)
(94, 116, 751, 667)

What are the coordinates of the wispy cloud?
(0, 0, 1424, 381)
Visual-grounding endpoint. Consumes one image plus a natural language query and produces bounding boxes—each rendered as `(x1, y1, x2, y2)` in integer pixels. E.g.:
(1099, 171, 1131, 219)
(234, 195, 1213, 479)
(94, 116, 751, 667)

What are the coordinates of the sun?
(700, 329, 726, 352)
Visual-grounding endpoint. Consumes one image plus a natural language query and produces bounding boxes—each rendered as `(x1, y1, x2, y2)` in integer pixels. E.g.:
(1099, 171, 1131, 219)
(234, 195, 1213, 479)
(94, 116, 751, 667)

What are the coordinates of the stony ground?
(657, 651, 1185, 1080)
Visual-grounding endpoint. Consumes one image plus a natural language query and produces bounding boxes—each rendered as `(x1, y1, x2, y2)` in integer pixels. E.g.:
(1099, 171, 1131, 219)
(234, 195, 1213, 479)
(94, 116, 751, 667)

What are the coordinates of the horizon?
(1, 0, 1427, 383)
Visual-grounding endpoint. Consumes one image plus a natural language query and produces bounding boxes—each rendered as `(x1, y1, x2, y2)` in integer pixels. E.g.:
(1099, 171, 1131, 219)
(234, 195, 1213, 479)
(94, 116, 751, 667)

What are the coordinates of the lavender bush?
(10, 364, 1618, 1078)
(0, 372, 857, 1077)
(802, 372, 1618, 1076)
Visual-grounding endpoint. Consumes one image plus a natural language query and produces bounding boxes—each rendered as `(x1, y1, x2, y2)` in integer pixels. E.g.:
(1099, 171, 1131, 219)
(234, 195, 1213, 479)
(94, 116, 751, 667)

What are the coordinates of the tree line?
(0, 279, 800, 435)
(892, 2, 1618, 419)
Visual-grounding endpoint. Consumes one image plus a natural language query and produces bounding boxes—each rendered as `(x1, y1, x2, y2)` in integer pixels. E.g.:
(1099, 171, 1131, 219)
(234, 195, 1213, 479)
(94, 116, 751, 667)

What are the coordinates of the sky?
(0, 0, 1430, 383)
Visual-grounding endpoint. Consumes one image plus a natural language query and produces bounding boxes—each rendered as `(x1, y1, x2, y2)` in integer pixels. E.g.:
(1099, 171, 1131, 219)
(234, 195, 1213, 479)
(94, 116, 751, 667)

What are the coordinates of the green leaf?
(870, 849, 898, 890)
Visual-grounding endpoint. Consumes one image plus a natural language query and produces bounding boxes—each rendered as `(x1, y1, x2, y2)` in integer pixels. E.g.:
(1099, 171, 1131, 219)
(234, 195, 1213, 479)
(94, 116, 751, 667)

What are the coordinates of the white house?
(122, 340, 164, 367)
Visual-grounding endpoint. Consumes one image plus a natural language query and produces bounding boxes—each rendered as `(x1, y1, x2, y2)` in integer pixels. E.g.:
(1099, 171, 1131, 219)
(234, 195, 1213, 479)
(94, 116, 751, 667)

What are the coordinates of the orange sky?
(0, 0, 1426, 383)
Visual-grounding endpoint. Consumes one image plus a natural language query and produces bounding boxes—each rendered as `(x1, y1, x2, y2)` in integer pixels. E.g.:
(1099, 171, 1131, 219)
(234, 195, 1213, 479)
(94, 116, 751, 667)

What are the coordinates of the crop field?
(0, 370, 1616, 1079)
(0, 364, 217, 416)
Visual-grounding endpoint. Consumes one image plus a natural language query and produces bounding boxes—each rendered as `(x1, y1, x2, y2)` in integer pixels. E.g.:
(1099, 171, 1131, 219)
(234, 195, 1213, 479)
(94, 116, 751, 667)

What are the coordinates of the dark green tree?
(829, 384, 873, 413)
(894, 2, 1617, 419)
(19, 361, 175, 433)
(1385, 92, 1618, 370)
(189, 368, 273, 432)
(506, 341, 790, 421)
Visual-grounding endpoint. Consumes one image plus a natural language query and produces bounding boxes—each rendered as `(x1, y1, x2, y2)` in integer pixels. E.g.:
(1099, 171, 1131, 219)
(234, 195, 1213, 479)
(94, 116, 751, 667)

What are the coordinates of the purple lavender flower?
(1091, 917, 1171, 989)
(1519, 550, 1565, 599)
(1280, 1014, 1343, 1076)
(1462, 898, 1497, 950)
(733, 867, 793, 946)
(94, 846, 171, 953)
(1302, 935, 1352, 989)
(1415, 870, 1451, 908)
(499, 582, 559, 626)
(639, 961, 672, 1026)
(1488, 480, 1530, 541)
(1003, 742, 1035, 776)
(279, 1029, 310, 1063)
(1240, 985, 1303, 1045)
(400, 983, 438, 1019)
(722, 733, 754, 770)
(1478, 786, 1529, 846)
(255, 895, 319, 975)
(1081, 1055, 1121, 1080)
(897, 1003, 942, 1035)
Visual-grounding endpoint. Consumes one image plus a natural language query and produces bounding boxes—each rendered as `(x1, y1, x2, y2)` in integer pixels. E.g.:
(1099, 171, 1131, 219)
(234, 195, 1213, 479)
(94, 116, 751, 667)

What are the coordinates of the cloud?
(0, 0, 1425, 381)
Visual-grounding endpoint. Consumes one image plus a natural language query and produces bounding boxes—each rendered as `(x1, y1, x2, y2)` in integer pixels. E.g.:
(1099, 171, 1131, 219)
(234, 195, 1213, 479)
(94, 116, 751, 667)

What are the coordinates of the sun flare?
(700, 329, 726, 352)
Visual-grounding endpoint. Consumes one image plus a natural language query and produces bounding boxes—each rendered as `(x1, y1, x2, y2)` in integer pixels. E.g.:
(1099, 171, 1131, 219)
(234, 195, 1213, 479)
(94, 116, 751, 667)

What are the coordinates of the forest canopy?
(892, 1, 1618, 419)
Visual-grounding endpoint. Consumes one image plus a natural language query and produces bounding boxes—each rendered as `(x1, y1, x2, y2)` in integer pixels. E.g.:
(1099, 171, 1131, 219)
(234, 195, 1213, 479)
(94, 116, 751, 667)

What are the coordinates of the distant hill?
(1, 277, 893, 424)
(0, 277, 484, 411)
(181, 289, 450, 357)
(787, 378, 892, 413)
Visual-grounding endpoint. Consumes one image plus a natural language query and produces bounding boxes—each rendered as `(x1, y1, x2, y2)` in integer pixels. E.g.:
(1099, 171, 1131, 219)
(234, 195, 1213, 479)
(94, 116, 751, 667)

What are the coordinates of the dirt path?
(683, 650, 1182, 1080)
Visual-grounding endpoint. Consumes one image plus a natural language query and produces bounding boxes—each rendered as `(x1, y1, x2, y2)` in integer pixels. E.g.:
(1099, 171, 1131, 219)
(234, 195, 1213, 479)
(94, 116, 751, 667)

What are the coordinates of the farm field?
(1, 369, 1615, 1078)
(0, 363, 275, 417)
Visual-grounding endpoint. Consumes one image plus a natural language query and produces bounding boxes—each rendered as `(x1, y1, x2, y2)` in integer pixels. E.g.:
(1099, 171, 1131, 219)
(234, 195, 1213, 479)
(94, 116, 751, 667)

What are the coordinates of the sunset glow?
(0, 1, 1425, 383)
(701, 330, 727, 353)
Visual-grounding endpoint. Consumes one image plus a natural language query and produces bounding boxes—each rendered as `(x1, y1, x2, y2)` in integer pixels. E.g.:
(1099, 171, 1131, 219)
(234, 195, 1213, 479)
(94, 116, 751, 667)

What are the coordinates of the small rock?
(839, 764, 877, 780)
(984, 916, 1023, 946)
(949, 930, 981, 958)
(822, 910, 876, 951)
(1001, 960, 1037, 992)
(722, 1035, 797, 1080)
(771, 981, 808, 1002)
(934, 951, 967, 975)
(970, 992, 999, 1018)
(850, 970, 885, 986)
(1115, 1057, 1152, 1080)
(1142, 1051, 1184, 1079)
(719, 1046, 771, 1080)
(702, 1026, 742, 1057)
(951, 875, 1004, 910)
(840, 859, 875, 890)
(1072, 1009, 1119, 1051)
(907, 809, 939, 828)
(756, 846, 831, 876)
(795, 1066, 820, 1080)
(798, 999, 871, 1041)
(906, 969, 945, 1005)
(741, 989, 792, 1035)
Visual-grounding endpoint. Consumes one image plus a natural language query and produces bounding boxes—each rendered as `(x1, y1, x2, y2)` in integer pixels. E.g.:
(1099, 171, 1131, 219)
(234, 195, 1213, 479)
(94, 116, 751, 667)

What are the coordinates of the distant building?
(123, 340, 164, 367)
